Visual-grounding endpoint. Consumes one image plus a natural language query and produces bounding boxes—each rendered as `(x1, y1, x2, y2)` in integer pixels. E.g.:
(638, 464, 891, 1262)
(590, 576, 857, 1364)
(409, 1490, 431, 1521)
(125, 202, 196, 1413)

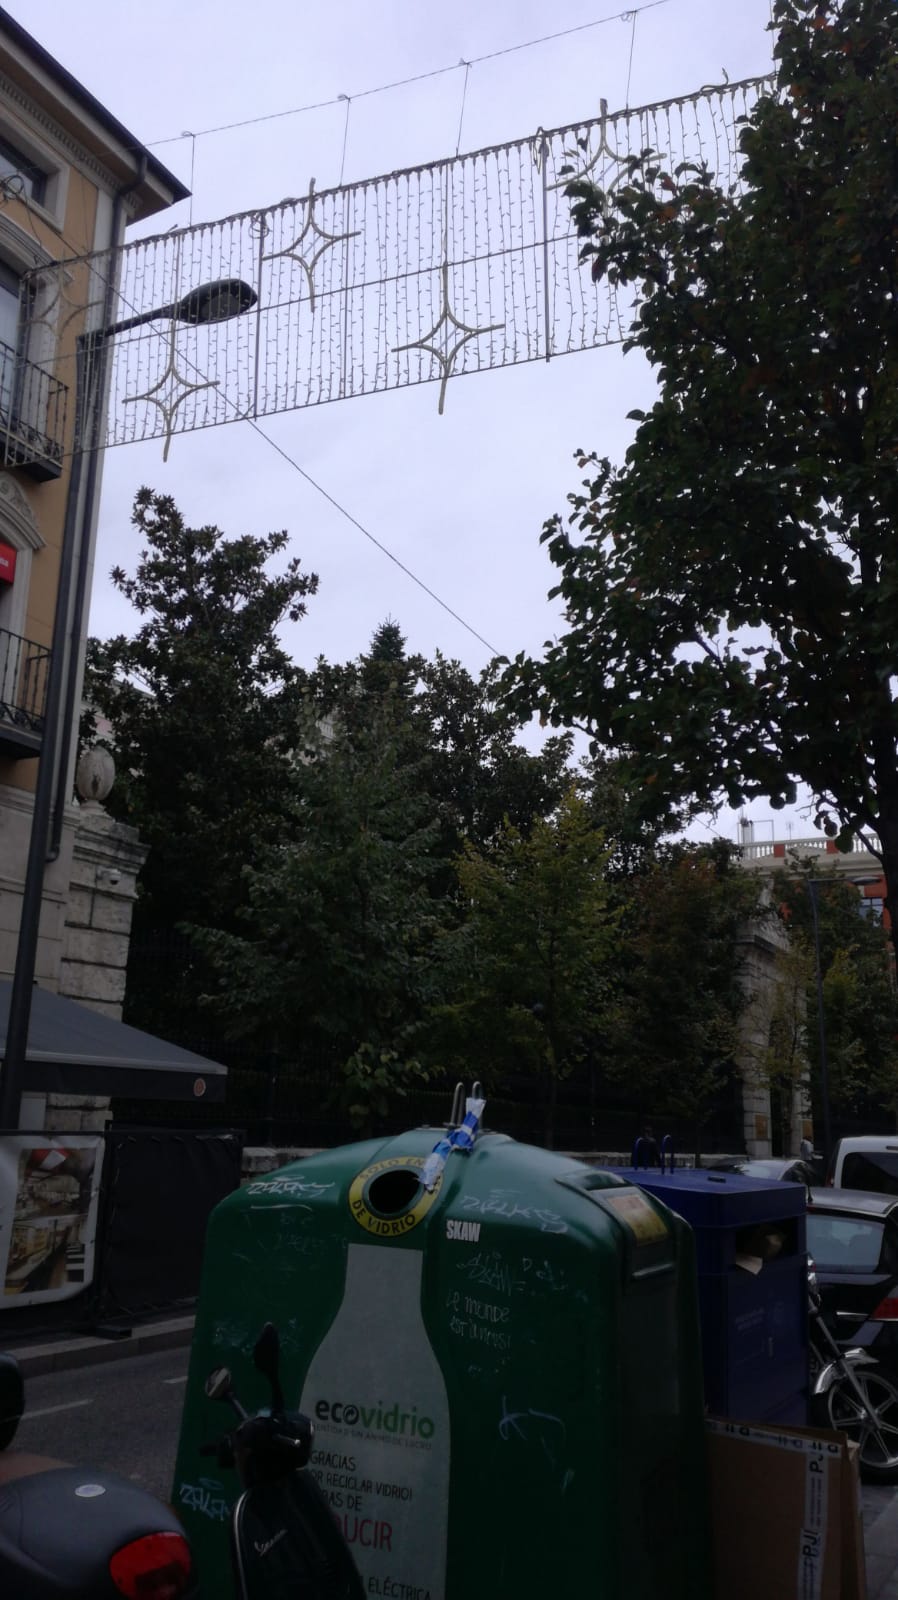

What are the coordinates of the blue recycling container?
(613, 1164, 808, 1424)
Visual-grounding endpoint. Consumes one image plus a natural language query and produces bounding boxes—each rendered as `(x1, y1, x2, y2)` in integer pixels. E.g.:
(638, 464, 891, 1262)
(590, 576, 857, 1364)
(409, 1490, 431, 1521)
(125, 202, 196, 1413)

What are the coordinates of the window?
(860, 895, 885, 923)
(0, 261, 20, 352)
(842, 1151, 898, 1196)
(0, 136, 46, 207)
(806, 1213, 896, 1273)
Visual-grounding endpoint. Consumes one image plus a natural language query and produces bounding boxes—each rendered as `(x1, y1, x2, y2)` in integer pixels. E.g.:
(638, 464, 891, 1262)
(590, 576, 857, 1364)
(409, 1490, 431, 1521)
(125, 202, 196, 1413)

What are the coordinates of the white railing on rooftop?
(740, 835, 881, 861)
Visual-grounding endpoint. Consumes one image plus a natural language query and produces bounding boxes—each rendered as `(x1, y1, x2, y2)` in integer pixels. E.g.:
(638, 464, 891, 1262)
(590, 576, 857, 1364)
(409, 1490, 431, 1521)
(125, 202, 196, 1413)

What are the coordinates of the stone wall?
(59, 799, 147, 1021)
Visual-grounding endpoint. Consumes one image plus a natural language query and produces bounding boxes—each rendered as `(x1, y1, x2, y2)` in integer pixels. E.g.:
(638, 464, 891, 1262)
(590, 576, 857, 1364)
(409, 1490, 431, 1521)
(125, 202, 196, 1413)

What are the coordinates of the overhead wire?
(624, 11, 639, 107)
(144, 0, 672, 151)
(455, 62, 472, 158)
(244, 420, 501, 656)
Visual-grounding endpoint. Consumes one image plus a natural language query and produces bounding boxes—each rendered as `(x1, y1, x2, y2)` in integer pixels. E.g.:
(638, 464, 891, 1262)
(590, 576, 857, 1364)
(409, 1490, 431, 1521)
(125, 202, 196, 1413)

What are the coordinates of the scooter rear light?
(871, 1296, 898, 1321)
(109, 1532, 193, 1599)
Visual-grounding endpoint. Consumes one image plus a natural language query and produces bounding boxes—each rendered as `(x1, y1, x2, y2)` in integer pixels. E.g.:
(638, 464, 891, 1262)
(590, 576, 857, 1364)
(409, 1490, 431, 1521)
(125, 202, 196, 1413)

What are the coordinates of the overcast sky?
(16, 0, 802, 843)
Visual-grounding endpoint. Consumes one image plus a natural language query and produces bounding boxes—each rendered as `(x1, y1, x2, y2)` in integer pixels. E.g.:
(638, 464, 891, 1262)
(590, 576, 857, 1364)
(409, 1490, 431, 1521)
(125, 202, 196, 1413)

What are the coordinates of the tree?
(506, 0, 898, 945)
(84, 488, 317, 1038)
(302, 629, 574, 861)
(604, 844, 764, 1158)
(195, 697, 444, 1129)
(425, 790, 614, 1146)
(773, 865, 898, 1120)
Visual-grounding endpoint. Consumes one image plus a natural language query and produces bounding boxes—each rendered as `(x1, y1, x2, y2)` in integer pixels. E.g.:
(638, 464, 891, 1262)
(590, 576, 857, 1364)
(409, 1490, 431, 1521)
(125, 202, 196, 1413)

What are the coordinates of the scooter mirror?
(253, 1323, 284, 1411)
(205, 1366, 234, 1402)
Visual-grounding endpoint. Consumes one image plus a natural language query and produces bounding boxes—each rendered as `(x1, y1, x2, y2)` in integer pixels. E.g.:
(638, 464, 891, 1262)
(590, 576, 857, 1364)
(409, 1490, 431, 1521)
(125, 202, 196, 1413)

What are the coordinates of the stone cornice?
(0, 73, 140, 214)
(0, 211, 54, 272)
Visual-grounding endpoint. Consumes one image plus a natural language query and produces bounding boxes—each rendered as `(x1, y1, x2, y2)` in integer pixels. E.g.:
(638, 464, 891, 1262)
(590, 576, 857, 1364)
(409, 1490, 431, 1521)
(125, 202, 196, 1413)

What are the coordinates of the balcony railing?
(0, 339, 67, 482)
(0, 626, 50, 757)
(741, 834, 882, 863)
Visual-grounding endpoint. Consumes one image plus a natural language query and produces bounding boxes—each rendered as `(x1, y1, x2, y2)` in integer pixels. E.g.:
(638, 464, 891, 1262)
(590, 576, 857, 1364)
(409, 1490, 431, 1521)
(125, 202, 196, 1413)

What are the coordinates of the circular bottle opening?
(366, 1167, 423, 1218)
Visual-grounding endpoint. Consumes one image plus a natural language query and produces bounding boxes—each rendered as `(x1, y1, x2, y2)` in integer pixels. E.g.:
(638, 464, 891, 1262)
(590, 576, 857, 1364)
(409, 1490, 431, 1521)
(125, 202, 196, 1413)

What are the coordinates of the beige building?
(0, 10, 185, 1007)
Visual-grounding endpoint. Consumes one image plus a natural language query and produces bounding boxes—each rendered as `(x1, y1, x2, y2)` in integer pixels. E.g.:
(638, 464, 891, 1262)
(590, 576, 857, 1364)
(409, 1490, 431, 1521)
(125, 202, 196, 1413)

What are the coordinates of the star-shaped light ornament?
(548, 99, 630, 202)
(263, 178, 359, 313)
(395, 260, 504, 415)
(122, 319, 219, 460)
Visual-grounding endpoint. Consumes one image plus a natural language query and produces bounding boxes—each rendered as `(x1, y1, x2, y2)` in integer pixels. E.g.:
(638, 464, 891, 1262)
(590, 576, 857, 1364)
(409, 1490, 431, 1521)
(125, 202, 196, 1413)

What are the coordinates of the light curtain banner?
(23, 76, 769, 456)
(0, 1136, 104, 1306)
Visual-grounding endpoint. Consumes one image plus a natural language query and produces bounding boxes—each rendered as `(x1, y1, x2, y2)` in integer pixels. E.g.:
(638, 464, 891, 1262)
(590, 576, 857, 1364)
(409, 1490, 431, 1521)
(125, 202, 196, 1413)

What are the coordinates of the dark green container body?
(173, 1132, 710, 1599)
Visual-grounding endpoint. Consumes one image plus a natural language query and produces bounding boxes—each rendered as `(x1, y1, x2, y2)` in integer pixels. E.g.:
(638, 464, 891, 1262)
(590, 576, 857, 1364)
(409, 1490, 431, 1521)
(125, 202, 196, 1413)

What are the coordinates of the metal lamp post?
(0, 279, 257, 1129)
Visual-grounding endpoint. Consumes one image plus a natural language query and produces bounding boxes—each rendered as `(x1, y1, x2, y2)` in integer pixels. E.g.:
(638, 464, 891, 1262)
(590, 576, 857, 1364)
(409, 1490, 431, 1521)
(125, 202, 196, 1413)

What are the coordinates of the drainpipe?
(48, 153, 148, 861)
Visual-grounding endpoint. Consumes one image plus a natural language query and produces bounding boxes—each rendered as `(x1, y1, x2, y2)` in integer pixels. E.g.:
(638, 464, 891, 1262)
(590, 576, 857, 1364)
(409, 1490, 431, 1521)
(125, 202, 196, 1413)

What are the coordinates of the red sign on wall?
(0, 542, 15, 585)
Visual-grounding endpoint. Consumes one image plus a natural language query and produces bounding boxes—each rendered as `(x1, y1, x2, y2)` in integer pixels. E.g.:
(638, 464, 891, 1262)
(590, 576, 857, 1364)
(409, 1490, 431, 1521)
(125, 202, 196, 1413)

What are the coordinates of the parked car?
(827, 1137, 898, 1195)
(709, 1156, 819, 1185)
(806, 1187, 898, 1479)
(806, 1189, 898, 1357)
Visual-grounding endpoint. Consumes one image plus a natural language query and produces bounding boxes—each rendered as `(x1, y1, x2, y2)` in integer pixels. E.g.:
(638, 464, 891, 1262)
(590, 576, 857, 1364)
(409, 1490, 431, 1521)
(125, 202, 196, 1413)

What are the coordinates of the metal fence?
(0, 337, 67, 479)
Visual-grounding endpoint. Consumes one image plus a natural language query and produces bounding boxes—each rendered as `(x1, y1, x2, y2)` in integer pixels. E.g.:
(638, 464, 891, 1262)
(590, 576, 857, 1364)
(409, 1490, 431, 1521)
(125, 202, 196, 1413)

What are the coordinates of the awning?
(0, 982, 226, 1102)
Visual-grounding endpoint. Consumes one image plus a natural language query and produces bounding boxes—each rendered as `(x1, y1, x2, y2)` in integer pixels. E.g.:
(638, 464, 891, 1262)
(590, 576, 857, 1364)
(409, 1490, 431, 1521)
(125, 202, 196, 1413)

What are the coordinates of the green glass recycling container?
(173, 1130, 710, 1599)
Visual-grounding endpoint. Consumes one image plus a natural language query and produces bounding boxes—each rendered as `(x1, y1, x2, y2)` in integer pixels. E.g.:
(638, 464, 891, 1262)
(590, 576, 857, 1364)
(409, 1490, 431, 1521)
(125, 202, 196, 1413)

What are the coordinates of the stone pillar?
(734, 910, 809, 1158)
(58, 748, 147, 1021)
(0, 780, 78, 989)
(50, 748, 148, 1133)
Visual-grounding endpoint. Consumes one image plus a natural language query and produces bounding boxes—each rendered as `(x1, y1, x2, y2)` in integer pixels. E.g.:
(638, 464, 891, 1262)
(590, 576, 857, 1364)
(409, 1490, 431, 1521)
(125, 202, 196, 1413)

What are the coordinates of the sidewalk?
(864, 1485, 898, 1599)
(3, 1313, 194, 1376)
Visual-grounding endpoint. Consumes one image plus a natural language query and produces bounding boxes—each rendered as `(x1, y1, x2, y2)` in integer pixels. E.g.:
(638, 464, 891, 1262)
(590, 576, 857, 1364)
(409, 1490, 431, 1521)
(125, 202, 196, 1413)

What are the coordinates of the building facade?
(0, 10, 185, 1016)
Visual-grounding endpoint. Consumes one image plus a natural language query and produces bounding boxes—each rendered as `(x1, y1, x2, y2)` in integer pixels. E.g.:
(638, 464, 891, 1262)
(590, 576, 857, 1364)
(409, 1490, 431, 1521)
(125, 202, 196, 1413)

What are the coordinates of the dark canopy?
(0, 981, 226, 1101)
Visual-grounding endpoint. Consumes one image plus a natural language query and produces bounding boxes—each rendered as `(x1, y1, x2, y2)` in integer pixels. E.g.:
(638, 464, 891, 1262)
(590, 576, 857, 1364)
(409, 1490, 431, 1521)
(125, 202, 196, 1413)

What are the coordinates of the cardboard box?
(706, 1417, 866, 1600)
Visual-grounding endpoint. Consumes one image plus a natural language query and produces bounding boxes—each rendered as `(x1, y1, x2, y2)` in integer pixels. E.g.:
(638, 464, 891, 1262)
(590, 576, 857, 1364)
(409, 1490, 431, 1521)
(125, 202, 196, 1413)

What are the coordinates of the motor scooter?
(0, 1349, 197, 1598)
(203, 1322, 364, 1600)
(808, 1256, 898, 1483)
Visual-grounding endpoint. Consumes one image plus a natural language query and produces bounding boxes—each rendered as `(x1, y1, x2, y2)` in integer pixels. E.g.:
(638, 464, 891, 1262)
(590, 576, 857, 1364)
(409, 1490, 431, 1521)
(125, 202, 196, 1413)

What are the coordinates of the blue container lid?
(614, 1167, 807, 1228)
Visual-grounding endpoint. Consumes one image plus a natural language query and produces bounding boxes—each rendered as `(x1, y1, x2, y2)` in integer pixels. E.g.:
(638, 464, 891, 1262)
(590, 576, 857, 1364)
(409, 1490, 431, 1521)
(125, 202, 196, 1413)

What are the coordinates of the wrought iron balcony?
(0, 339, 67, 482)
(0, 627, 50, 757)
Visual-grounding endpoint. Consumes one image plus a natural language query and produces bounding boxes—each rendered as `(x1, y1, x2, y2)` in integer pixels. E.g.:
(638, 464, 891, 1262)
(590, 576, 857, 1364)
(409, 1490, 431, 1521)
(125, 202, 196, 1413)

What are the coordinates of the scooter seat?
(0, 1464, 195, 1598)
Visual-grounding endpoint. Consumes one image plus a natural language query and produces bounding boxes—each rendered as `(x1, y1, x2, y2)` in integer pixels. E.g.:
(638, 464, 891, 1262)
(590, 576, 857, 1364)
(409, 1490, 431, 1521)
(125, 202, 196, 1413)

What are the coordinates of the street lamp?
(0, 279, 257, 1129)
(805, 872, 882, 1165)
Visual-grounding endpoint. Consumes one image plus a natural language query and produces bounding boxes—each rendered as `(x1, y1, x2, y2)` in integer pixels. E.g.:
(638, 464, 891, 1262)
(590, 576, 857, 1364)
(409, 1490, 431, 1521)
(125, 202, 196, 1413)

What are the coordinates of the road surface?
(13, 1346, 189, 1502)
(9, 1346, 898, 1591)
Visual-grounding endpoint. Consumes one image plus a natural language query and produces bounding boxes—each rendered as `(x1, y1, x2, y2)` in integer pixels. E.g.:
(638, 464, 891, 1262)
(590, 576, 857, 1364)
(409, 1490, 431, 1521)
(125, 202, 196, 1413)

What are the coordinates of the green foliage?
(302, 640, 574, 859)
(425, 790, 614, 1145)
(195, 700, 447, 1068)
(604, 845, 764, 1151)
(340, 1043, 432, 1134)
(505, 0, 898, 936)
(84, 489, 317, 1037)
(773, 865, 898, 1114)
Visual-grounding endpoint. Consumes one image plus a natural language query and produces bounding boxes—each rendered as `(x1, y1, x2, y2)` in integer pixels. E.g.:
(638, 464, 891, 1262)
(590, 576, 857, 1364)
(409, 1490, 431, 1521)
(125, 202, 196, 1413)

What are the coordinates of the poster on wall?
(0, 1136, 104, 1307)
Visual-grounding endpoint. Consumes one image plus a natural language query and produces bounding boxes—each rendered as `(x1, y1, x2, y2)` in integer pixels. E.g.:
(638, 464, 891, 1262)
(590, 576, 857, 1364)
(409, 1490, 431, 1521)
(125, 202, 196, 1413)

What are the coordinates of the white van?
(828, 1136, 898, 1194)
